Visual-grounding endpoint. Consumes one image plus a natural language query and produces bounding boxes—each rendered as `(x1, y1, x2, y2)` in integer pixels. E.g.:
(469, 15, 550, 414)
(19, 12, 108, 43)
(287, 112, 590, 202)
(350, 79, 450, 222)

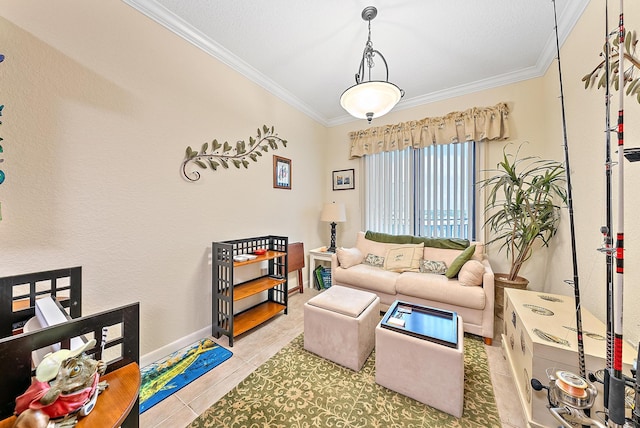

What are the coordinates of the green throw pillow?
(445, 245, 476, 278)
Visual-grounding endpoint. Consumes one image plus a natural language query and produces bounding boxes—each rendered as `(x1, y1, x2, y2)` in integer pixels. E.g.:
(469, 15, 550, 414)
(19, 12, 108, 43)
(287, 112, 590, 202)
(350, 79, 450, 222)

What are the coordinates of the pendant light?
(340, 6, 404, 123)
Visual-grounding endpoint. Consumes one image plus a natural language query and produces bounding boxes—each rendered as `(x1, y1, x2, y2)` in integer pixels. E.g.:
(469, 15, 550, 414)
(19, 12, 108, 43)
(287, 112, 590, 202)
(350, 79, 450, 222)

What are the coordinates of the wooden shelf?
(0, 362, 140, 428)
(233, 250, 286, 267)
(234, 276, 286, 301)
(213, 236, 288, 346)
(233, 301, 286, 337)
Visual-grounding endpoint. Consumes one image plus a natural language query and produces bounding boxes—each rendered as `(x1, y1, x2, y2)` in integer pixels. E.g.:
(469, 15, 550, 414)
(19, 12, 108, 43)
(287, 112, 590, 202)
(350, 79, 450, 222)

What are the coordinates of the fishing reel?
(532, 368, 606, 428)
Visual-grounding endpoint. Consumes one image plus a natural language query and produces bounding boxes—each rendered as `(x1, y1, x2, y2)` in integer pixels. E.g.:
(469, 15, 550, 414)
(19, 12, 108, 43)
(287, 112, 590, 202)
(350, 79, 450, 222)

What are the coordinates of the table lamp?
(320, 202, 347, 253)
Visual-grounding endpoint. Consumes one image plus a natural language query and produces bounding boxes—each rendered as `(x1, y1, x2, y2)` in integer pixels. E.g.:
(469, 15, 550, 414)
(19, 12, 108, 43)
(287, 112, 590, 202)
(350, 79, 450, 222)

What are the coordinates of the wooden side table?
(288, 242, 304, 295)
(308, 248, 333, 287)
(0, 363, 140, 428)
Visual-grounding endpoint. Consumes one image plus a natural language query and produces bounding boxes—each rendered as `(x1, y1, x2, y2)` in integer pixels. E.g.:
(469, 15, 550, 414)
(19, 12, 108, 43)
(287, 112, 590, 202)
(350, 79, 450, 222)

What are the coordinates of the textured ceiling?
(124, 0, 590, 126)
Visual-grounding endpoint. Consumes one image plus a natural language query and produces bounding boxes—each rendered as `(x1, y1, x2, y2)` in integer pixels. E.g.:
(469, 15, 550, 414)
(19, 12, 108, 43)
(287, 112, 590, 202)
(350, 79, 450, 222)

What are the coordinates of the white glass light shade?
(340, 80, 403, 120)
(320, 202, 347, 223)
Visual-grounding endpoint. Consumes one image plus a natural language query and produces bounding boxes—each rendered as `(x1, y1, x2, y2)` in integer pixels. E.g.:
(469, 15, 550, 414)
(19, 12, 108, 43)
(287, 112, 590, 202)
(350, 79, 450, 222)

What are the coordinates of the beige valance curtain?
(348, 102, 510, 159)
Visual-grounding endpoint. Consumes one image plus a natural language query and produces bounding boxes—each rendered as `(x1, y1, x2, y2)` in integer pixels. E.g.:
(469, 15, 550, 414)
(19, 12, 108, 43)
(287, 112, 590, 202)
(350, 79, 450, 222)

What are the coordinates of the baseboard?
(140, 324, 212, 368)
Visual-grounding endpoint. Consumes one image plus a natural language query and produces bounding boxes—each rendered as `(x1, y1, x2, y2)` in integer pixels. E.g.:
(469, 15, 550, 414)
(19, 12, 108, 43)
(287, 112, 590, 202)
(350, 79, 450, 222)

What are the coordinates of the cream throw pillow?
(336, 247, 364, 269)
(458, 260, 485, 286)
(383, 243, 424, 272)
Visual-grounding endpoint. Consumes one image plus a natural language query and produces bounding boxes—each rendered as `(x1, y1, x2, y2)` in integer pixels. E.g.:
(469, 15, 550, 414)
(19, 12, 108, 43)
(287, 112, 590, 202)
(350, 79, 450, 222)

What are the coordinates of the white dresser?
(502, 288, 635, 427)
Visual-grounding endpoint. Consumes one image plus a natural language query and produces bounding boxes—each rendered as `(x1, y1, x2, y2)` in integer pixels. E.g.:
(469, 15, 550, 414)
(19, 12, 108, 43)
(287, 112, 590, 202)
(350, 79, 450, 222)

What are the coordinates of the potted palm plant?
(480, 144, 567, 316)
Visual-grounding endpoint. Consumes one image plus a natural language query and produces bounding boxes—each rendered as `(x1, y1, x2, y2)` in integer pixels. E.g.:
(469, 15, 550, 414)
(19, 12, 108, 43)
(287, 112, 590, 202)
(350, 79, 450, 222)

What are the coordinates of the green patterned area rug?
(189, 333, 501, 427)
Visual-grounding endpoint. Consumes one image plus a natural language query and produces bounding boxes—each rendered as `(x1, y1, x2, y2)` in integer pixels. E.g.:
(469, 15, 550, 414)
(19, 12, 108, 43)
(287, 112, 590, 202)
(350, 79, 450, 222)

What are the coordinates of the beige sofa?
(331, 231, 495, 345)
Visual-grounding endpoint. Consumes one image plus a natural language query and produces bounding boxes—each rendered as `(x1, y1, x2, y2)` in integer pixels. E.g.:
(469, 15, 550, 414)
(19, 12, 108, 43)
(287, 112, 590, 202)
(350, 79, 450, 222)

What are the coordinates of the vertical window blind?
(364, 141, 476, 239)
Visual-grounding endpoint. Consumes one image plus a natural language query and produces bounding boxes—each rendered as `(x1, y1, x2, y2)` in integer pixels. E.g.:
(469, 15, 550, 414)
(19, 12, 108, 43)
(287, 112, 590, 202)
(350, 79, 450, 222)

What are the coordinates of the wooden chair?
(288, 242, 304, 295)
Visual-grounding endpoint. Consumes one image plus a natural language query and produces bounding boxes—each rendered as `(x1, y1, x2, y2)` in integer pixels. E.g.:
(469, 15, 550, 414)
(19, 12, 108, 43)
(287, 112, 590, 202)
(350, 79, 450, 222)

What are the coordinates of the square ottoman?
(375, 314, 465, 418)
(304, 285, 380, 371)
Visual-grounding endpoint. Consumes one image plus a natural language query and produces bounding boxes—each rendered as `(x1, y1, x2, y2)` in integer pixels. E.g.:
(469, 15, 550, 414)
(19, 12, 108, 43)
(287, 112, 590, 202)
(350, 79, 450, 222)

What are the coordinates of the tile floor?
(140, 289, 527, 427)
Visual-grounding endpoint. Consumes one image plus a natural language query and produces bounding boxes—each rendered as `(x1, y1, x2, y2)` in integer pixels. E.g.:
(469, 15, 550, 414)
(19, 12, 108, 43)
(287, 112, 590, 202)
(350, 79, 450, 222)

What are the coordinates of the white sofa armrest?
(481, 256, 495, 311)
(331, 252, 340, 272)
(480, 256, 495, 342)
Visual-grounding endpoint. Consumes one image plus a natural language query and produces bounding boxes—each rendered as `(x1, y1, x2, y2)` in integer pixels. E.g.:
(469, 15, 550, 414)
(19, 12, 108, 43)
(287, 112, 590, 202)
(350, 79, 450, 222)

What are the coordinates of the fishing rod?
(529, 2, 599, 426)
(595, 0, 615, 420)
(607, 1, 627, 425)
(551, 0, 586, 381)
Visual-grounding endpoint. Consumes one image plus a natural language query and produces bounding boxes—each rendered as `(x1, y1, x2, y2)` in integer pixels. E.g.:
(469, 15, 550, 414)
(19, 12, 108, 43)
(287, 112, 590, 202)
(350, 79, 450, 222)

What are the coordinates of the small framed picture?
(332, 169, 355, 191)
(273, 155, 291, 189)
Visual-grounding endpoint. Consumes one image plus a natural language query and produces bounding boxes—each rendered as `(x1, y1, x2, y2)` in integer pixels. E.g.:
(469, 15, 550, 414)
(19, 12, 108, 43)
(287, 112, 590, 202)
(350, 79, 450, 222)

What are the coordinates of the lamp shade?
(340, 80, 403, 121)
(320, 202, 347, 223)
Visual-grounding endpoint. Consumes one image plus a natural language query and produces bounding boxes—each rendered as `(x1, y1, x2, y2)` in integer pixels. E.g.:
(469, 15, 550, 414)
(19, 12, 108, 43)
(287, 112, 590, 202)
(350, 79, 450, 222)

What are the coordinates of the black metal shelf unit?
(212, 235, 288, 346)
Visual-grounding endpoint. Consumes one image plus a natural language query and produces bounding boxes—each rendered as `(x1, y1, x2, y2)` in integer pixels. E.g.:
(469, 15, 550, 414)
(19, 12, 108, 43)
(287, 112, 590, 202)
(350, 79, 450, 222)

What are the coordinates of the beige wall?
(2, 0, 639, 359)
(542, 0, 640, 348)
(327, 0, 640, 348)
(0, 1, 328, 363)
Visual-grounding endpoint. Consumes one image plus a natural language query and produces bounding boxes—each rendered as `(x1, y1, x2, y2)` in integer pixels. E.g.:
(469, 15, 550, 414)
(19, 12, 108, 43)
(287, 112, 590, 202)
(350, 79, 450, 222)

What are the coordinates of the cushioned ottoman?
(304, 285, 380, 371)
(375, 315, 465, 418)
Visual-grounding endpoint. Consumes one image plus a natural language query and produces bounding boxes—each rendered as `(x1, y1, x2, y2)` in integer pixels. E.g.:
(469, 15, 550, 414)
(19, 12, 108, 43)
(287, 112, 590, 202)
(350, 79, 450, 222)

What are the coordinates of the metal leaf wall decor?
(582, 30, 640, 103)
(182, 125, 288, 182)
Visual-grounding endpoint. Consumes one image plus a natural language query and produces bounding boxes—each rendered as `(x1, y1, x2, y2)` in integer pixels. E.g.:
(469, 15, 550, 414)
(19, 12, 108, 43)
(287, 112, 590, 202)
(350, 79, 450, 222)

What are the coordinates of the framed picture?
(273, 155, 291, 189)
(332, 169, 355, 191)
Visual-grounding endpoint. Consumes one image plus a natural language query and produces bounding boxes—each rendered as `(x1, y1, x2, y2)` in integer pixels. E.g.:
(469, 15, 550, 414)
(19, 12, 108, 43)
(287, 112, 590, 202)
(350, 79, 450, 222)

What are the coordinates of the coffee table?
(375, 300, 465, 418)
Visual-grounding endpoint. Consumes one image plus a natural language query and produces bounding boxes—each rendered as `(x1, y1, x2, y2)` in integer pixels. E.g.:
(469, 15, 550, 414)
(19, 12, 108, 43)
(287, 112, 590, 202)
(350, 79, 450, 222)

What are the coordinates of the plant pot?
(494, 273, 529, 319)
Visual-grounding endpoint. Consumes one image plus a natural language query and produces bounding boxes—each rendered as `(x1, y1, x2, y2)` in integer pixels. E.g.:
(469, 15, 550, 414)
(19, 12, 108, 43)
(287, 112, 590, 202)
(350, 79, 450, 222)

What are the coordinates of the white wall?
(2, 0, 639, 359)
(327, 0, 640, 348)
(0, 0, 328, 362)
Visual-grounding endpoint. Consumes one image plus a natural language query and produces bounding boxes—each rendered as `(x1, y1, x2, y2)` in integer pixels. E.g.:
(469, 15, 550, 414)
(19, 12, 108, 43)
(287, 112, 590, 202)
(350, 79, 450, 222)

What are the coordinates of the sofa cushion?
(336, 247, 364, 269)
(364, 230, 470, 250)
(458, 260, 485, 286)
(383, 243, 424, 272)
(423, 243, 485, 267)
(395, 272, 486, 310)
(333, 264, 399, 296)
(470, 242, 485, 260)
(445, 245, 476, 278)
(355, 232, 392, 258)
(419, 260, 447, 274)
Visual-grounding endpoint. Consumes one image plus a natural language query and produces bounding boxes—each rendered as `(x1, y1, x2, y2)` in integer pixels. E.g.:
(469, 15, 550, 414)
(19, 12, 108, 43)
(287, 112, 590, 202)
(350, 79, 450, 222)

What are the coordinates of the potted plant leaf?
(479, 143, 567, 317)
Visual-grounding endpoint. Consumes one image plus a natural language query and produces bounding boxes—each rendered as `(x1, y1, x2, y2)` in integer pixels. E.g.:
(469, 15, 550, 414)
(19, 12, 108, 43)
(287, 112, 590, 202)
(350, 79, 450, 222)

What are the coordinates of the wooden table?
(0, 363, 140, 428)
(287, 242, 305, 295)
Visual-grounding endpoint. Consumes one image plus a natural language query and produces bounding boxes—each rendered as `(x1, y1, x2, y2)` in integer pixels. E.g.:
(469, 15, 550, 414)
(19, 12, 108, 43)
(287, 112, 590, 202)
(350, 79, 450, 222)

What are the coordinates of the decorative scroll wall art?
(182, 125, 288, 182)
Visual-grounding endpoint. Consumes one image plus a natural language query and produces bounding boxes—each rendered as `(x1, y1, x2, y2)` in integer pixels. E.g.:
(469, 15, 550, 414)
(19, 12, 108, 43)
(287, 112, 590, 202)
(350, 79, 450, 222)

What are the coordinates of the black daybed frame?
(0, 266, 82, 338)
(0, 268, 140, 427)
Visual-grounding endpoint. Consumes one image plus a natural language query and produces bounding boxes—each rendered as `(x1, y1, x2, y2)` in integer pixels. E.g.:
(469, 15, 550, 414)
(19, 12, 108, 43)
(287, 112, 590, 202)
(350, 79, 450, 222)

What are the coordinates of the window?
(364, 141, 476, 239)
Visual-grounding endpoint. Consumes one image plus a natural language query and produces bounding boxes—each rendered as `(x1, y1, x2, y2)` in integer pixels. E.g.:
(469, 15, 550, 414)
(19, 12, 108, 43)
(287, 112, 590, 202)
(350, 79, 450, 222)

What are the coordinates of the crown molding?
(122, 0, 329, 126)
(124, 0, 590, 128)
